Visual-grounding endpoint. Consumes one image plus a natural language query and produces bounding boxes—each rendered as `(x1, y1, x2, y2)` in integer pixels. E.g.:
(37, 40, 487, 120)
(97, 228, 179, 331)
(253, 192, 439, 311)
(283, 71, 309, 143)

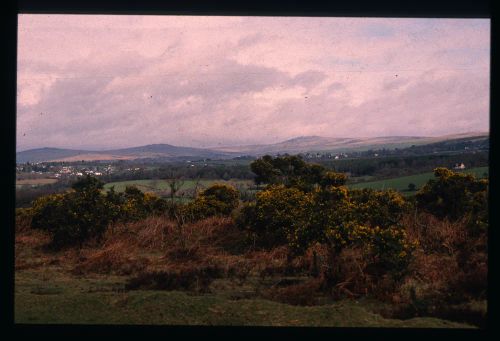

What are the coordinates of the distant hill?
(16, 147, 97, 163)
(215, 132, 489, 155)
(16, 132, 489, 163)
(16, 144, 237, 163)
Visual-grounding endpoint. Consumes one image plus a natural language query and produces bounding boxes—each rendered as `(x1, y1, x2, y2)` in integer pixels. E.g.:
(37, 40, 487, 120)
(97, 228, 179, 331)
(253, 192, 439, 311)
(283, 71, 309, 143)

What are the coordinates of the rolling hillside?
(16, 144, 238, 163)
(16, 132, 488, 163)
(217, 132, 488, 155)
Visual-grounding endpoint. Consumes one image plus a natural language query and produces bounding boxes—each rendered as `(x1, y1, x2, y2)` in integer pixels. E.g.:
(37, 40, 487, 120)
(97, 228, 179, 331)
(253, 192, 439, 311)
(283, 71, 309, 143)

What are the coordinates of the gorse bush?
(31, 176, 112, 249)
(236, 184, 313, 248)
(120, 186, 168, 221)
(416, 167, 488, 233)
(312, 186, 415, 278)
(350, 188, 409, 227)
(320, 171, 348, 188)
(250, 155, 330, 191)
(197, 183, 240, 215)
(238, 156, 417, 278)
(26, 176, 240, 248)
(236, 186, 415, 277)
(30, 176, 169, 249)
(183, 183, 240, 221)
(15, 207, 34, 232)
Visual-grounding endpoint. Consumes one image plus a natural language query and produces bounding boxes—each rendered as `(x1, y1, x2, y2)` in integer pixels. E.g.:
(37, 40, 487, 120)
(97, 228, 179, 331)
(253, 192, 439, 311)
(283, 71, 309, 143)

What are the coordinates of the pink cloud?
(17, 15, 490, 151)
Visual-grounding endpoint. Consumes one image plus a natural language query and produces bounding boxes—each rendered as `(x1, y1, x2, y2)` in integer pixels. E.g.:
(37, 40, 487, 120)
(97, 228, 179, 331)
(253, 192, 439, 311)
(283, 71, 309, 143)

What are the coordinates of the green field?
(349, 167, 488, 194)
(103, 179, 254, 196)
(14, 268, 473, 327)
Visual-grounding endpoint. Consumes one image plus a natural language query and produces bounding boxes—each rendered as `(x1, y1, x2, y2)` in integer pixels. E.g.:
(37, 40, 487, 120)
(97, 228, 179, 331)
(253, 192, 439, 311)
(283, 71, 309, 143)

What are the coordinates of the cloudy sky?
(17, 15, 490, 151)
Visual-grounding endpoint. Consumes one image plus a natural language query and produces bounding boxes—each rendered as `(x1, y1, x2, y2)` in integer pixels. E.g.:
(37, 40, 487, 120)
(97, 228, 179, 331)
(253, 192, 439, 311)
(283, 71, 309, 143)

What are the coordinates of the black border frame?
(3, 0, 496, 338)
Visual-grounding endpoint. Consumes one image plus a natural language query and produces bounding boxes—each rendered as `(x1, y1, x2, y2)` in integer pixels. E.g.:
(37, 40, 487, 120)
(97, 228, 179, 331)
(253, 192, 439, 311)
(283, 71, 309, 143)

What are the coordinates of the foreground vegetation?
(15, 267, 472, 327)
(15, 155, 488, 327)
(15, 215, 481, 327)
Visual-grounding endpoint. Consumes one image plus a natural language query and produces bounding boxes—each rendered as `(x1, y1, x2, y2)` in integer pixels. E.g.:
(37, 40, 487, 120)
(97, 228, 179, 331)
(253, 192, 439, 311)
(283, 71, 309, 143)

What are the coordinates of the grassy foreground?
(15, 267, 472, 327)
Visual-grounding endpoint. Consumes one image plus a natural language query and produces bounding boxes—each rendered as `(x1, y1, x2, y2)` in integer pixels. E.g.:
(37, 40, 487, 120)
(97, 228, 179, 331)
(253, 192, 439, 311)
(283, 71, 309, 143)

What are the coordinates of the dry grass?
(379, 211, 489, 324)
(68, 216, 251, 279)
(331, 246, 375, 299)
(403, 212, 470, 256)
(262, 278, 323, 306)
(15, 229, 51, 248)
(125, 264, 226, 293)
(72, 241, 151, 276)
(15, 209, 34, 235)
(15, 220, 53, 271)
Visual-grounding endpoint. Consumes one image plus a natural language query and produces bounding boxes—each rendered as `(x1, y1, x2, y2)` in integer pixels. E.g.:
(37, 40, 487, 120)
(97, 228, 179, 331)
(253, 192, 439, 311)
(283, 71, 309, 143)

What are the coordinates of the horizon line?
(16, 130, 489, 153)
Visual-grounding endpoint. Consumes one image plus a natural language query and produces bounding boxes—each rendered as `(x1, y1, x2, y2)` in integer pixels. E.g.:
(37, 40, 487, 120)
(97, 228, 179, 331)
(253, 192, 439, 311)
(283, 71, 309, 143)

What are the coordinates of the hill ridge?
(17, 132, 489, 163)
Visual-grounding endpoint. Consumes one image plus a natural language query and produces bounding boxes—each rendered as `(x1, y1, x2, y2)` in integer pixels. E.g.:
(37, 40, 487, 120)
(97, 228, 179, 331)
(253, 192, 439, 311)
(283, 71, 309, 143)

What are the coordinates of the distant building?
(454, 163, 466, 170)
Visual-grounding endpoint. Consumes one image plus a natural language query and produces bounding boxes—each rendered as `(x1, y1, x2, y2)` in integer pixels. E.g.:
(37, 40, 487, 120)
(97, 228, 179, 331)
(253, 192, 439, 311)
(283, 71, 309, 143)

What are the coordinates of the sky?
(17, 15, 490, 151)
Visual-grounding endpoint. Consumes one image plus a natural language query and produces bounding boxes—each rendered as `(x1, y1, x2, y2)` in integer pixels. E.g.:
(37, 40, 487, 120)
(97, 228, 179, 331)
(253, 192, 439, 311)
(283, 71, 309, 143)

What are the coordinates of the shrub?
(368, 226, 416, 277)
(246, 155, 415, 275)
(202, 183, 239, 211)
(236, 181, 416, 279)
(250, 155, 330, 191)
(104, 185, 169, 223)
(183, 183, 239, 221)
(235, 184, 313, 248)
(105, 186, 126, 222)
(350, 188, 409, 227)
(319, 171, 347, 188)
(416, 167, 488, 232)
(30, 176, 115, 249)
(121, 186, 167, 221)
(15, 207, 33, 233)
(312, 187, 414, 274)
(401, 210, 487, 311)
